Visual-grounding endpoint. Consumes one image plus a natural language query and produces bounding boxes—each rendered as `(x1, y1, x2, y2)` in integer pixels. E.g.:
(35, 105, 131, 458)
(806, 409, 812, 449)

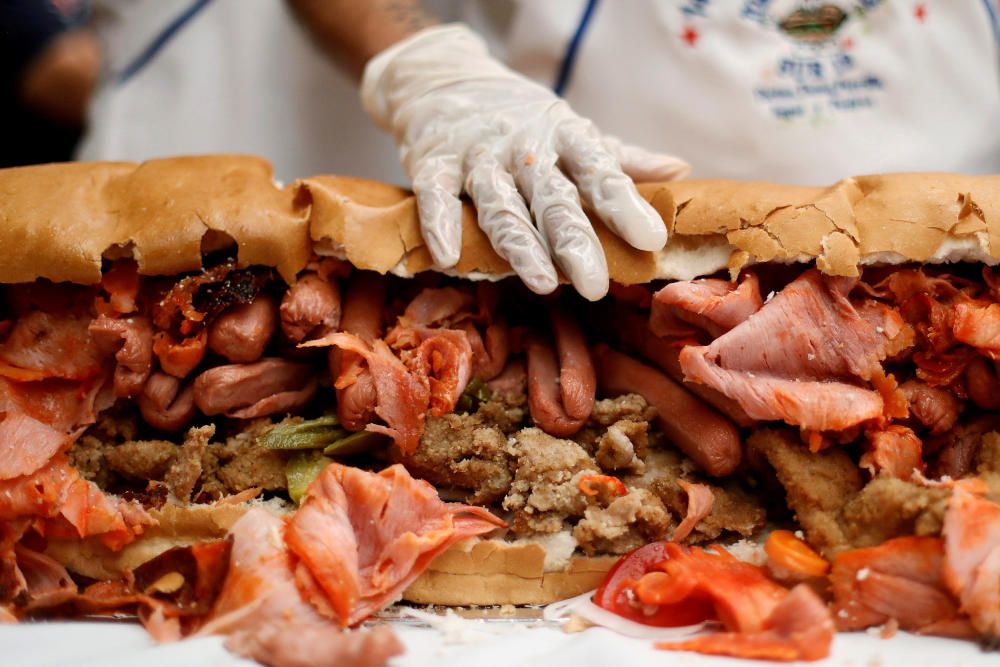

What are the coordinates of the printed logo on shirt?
(746, 1, 888, 122)
(679, 1, 891, 123)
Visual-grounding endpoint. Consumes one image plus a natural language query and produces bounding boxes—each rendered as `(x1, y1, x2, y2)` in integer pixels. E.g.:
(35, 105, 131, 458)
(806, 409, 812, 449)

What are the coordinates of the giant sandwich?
(1, 156, 998, 663)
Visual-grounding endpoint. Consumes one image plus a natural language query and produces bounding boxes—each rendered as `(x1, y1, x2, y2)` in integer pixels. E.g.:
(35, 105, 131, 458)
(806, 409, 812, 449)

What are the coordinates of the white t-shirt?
(78, 0, 1000, 185)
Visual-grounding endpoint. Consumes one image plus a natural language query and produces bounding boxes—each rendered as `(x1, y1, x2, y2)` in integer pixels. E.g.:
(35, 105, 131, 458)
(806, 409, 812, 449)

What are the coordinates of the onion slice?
(543, 590, 715, 640)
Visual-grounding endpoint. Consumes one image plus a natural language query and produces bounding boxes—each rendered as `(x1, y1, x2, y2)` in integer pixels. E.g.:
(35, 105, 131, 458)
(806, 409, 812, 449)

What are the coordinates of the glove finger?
(412, 155, 463, 269)
(465, 147, 559, 295)
(602, 134, 691, 183)
(557, 119, 669, 252)
(512, 144, 609, 302)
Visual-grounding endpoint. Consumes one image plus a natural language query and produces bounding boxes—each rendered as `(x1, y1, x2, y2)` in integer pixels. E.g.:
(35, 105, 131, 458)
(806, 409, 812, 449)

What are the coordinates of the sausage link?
(526, 332, 587, 437)
(592, 344, 742, 477)
(334, 273, 388, 430)
(551, 308, 597, 421)
(966, 357, 1000, 409)
(138, 372, 196, 431)
(208, 296, 278, 363)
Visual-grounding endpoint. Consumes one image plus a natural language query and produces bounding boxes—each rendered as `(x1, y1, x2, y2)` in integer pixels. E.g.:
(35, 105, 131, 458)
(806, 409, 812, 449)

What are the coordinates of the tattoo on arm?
(378, 0, 435, 34)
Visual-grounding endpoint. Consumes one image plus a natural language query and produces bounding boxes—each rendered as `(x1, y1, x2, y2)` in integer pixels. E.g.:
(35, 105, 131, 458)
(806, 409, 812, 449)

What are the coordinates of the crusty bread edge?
(4, 156, 1000, 287)
(45, 503, 616, 607)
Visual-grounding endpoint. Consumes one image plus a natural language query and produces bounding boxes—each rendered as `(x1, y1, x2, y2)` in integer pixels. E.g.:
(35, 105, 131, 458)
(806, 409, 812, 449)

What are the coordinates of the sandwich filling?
(1, 253, 999, 661)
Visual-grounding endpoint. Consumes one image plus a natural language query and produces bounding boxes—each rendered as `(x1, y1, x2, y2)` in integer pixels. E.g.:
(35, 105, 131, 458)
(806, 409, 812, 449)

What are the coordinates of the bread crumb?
(562, 615, 592, 634)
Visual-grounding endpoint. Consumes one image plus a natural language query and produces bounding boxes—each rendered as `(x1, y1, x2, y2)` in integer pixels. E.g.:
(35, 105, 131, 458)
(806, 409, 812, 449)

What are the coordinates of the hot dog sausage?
(334, 273, 387, 430)
(138, 372, 196, 431)
(208, 296, 278, 363)
(592, 344, 742, 477)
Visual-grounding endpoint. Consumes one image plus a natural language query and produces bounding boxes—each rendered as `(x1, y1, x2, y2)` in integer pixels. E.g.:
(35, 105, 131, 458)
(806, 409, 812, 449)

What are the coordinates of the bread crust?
(6, 155, 998, 289)
(44, 503, 615, 606)
(0, 155, 310, 284)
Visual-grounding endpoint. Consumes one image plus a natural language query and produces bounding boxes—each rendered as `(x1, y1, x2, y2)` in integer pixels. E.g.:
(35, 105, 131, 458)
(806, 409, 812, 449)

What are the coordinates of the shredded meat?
(474, 397, 526, 434)
(104, 439, 177, 481)
(747, 429, 862, 557)
(502, 428, 597, 534)
(749, 429, 951, 558)
(628, 449, 766, 544)
(839, 477, 948, 549)
(71, 417, 287, 502)
(391, 412, 512, 504)
(574, 393, 654, 454)
(590, 394, 657, 426)
(164, 425, 212, 503)
(573, 488, 672, 555)
(595, 419, 648, 473)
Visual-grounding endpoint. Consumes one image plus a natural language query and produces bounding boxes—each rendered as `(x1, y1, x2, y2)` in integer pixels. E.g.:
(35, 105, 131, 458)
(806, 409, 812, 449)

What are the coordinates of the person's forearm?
(288, 0, 437, 80)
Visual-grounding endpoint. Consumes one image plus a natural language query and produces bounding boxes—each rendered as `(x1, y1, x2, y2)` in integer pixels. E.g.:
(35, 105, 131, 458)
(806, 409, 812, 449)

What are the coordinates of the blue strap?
(982, 0, 1000, 47)
(553, 0, 600, 96)
(117, 0, 214, 85)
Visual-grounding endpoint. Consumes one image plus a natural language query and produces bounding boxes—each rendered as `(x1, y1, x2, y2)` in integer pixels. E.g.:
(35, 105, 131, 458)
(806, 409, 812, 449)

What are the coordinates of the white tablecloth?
(1, 619, 996, 667)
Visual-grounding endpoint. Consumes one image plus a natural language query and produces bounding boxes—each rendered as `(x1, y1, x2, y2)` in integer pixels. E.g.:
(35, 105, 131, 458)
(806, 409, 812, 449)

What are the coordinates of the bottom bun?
(45, 503, 616, 606)
(402, 538, 617, 606)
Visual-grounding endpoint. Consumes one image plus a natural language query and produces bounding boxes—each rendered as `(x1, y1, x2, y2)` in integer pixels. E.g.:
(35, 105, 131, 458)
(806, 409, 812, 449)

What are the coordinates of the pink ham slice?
(651, 273, 763, 339)
(672, 480, 715, 543)
(285, 462, 505, 627)
(0, 454, 153, 550)
(305, 333, 429, 453)
(193, 509, 405, 667)
(679, 270, 904, 432)
(0, 413, 69, 480)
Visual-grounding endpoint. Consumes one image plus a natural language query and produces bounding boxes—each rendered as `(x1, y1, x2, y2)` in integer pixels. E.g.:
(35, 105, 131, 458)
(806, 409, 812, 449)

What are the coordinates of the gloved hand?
(361, 24, 689, 301)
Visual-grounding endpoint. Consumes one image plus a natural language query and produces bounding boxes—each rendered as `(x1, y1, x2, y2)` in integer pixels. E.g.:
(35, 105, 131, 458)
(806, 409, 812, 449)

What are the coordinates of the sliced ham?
(333, 273, 388, 431)
(397, 285, 508, 381)
(98, 259, 141, 315)
(0, 454, 153, 550)
(0, 413, 69, 480)
(280, 272, 341, 344)
(11, 544, 77, 611)
(0, 310, 105, 381)
(398, 328, 473, 416)
(89, 314, 154, 397)
(192, 509, 405, 667)
(285, 463, 504, 626)
(953, 301, 1000, 354)
(671, 480, 714, 543)
(679, 270, 908, 432)
(942, 483, 1000, 639)
(0, 374, 113, 434)
(305, 333, 429, 454)
(196, 509, 329, 638)
(861, 426, 924, 480)
(832, 535, 971, 636)
(658, 584, 834, 662)
(651, 273, 762, 339)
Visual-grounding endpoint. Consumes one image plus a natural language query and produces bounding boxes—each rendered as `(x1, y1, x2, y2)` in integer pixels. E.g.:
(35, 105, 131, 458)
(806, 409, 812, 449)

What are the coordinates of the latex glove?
(361, 24, 689, 301)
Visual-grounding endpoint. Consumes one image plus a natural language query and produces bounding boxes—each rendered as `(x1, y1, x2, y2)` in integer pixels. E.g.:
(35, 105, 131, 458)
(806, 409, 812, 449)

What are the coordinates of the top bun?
(2, 155, 997, 286)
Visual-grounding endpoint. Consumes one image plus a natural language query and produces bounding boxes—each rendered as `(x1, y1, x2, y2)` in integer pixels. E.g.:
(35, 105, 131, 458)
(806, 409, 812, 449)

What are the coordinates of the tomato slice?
(593, 541, 716, 627)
